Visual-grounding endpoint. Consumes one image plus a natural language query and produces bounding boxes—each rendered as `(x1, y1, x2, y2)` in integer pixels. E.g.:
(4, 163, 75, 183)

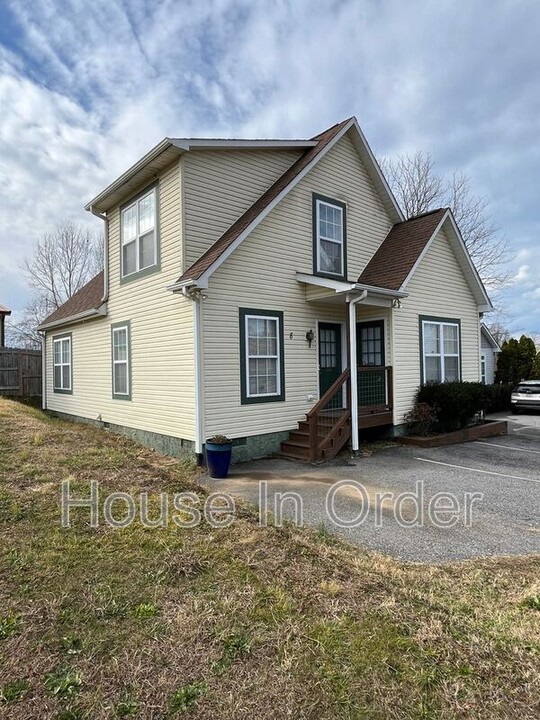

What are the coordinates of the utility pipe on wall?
(348, 290, 367, 452)
(183, 286, 205, 459)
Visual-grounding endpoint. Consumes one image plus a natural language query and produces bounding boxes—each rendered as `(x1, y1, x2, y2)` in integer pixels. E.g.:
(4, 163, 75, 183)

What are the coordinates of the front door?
(318, 322, 343, 407)
(357, 320, 386, 406)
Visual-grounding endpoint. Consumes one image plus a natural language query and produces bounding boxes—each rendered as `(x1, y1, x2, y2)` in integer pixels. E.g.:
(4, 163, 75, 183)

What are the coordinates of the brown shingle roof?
(40, 271, 105, 328)
(0, 304, 11, 315)
(176, 118, 352, 283)
(358, 208, 448, 291)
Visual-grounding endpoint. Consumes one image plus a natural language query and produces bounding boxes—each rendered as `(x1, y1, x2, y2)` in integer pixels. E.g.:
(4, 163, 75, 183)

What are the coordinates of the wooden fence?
(0, 348, 42, 397)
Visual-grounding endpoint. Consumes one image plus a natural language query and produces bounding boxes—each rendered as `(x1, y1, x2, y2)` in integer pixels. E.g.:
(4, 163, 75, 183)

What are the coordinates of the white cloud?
(1, 0, 540, 338)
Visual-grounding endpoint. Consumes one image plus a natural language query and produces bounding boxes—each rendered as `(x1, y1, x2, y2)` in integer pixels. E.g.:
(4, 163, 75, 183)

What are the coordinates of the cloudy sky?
(1, 0, 539, 334)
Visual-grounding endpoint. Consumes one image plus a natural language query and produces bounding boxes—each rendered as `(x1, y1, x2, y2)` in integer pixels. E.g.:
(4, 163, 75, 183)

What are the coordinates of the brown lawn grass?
(0, 397, 539, 719)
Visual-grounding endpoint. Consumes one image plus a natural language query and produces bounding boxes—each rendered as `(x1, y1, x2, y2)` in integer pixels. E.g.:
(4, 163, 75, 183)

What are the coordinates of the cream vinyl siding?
(182, 149, 303, 268)
(46, 159, 197, 440)
(392, 227, 481, 424)
(202, 132, 395, 438)
(480, 333, 497, 385)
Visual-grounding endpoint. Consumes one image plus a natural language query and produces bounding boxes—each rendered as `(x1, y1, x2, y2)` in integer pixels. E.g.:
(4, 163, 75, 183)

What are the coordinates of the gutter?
(37, 306, 107, 332)
(348, 289, 368, 452)
(89, 206, 109, 304)
(84, 139, 173, 212)
(41, 332, 47, 410)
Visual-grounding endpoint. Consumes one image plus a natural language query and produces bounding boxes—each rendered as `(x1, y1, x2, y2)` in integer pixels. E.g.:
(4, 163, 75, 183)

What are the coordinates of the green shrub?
(404, 402, 438, 436)
(416, 382, 487, 432)
(413, 381, 513, 433)
(483, 382, 513, 412)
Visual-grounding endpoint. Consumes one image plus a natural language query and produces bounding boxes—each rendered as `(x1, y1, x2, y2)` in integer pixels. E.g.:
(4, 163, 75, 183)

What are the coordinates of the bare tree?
(5, 298, 50, 349)
(487, 321, 511, 346)
(379, 152, 444, 219)
(380, 151, 511, 289)
(23, 221, 102, 310)
(8, 222, 103, 347)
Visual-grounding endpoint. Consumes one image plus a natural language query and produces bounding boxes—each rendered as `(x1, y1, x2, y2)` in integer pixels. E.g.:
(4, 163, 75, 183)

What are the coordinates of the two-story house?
(38, 117, 492, 463)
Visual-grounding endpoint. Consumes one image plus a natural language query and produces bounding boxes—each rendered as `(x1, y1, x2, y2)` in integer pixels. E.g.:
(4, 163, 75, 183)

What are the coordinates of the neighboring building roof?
(358, 209, 447, 290)
(38, 271, 105, 330)
(0, 303, 11, 315)
(174, 119, 353, 285)
(481, 323, 502, 351)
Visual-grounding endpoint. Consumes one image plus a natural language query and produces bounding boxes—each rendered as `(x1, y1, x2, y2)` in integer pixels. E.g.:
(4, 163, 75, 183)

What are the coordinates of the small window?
(480, 354, 487, 384)
(239, 309, 285, 404)
(421, 318, 461, 383)
(111, 323, 131, 400)
(121, 186, 158, 279)
(53, 334, 72, 393)
(313, 194, 347, 278)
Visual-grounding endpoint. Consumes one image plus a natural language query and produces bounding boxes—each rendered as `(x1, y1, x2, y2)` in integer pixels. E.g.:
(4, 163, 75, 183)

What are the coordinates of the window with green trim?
(121, 187, 157, 278)
(239, 309, 285, 404)
(421, 319, 460, 383)
(313, 194, 347, 279)
(112, 323, 131, 399)
(53, 334, 72, 393)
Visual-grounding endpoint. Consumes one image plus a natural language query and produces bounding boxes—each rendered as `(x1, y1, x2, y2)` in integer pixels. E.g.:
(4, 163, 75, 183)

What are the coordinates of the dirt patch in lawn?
(0, 398, 539, 719)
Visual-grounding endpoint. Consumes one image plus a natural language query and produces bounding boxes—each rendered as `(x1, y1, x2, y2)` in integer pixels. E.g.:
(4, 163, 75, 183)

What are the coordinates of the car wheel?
(512, 408, 521, 414)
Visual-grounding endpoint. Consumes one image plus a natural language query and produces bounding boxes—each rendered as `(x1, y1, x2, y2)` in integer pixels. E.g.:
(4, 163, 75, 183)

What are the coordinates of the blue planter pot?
(206, 442, 232, 478)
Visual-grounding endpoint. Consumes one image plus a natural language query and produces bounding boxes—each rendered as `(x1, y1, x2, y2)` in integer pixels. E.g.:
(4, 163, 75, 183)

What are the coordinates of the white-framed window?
(421, 319, 461, 383)
(111, 323, 131, 399)
(314, 195, 346, 277)
(240, 309, 284, 404)
(480, 354, 487, 384)
(121, 187, 157, 278)
(53, 335, 72, 393)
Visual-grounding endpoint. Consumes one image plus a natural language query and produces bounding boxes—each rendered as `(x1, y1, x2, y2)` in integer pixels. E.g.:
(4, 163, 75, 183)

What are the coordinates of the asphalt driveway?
(202, 416, 540, 562)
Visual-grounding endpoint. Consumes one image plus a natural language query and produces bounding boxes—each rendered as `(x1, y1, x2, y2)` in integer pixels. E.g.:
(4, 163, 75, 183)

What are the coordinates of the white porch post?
(348, 291, 367, 452)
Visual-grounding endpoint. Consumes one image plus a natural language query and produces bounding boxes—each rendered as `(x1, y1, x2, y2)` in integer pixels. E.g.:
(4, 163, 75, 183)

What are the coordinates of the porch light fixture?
(392, 299, 402, 309)
(305, 328, 315, 348)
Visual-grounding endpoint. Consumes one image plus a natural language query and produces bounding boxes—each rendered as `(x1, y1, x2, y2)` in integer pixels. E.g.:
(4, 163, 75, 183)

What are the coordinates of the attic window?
(313, 194, 347, 279)
(121, 185, 158, 280)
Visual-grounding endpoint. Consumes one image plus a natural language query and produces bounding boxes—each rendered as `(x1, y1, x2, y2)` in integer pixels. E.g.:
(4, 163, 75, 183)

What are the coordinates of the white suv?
(511, 380, 540, 414)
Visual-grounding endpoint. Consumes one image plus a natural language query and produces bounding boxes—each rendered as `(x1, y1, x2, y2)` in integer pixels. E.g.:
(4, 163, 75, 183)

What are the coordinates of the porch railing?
(357, 365, 393, 426)
(306, 368, 351, 462)
(305, 366, 393, 462)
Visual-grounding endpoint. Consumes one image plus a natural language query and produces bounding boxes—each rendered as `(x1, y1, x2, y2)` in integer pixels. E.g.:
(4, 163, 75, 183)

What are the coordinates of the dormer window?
(313, 194, 347, 279)
(121, 184, 159, 281)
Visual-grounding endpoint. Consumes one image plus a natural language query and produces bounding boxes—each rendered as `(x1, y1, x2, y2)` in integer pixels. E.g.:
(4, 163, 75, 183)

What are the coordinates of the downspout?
(348, 290, 367, 452)
(183, 287, 205, 462)
(41, 331, 46, 410)
(89, 206, 109, 304)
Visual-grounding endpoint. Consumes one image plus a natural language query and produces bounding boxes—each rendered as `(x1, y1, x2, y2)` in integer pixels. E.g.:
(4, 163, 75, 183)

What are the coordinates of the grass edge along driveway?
(0, 397, 539, 719)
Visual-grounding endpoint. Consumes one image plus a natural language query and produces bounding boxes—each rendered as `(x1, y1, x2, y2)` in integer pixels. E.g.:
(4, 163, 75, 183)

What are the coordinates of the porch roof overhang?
(295, 272, 408, 306)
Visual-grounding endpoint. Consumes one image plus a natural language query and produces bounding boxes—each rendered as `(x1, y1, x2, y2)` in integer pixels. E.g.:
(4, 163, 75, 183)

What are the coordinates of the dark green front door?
(319, 322, 343, 408)
(357, 320, 386, 406)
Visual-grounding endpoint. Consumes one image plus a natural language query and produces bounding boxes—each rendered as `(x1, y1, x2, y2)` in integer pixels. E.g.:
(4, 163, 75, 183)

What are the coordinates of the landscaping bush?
(483, 382, 513, 413)
(404, 402, 438, 436)
(413, 381, 514, 434)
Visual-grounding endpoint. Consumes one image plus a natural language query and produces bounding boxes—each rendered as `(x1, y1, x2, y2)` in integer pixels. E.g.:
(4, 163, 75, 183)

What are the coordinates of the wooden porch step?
(287, 430, 310, 444)
(279, 442, 311, 460)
